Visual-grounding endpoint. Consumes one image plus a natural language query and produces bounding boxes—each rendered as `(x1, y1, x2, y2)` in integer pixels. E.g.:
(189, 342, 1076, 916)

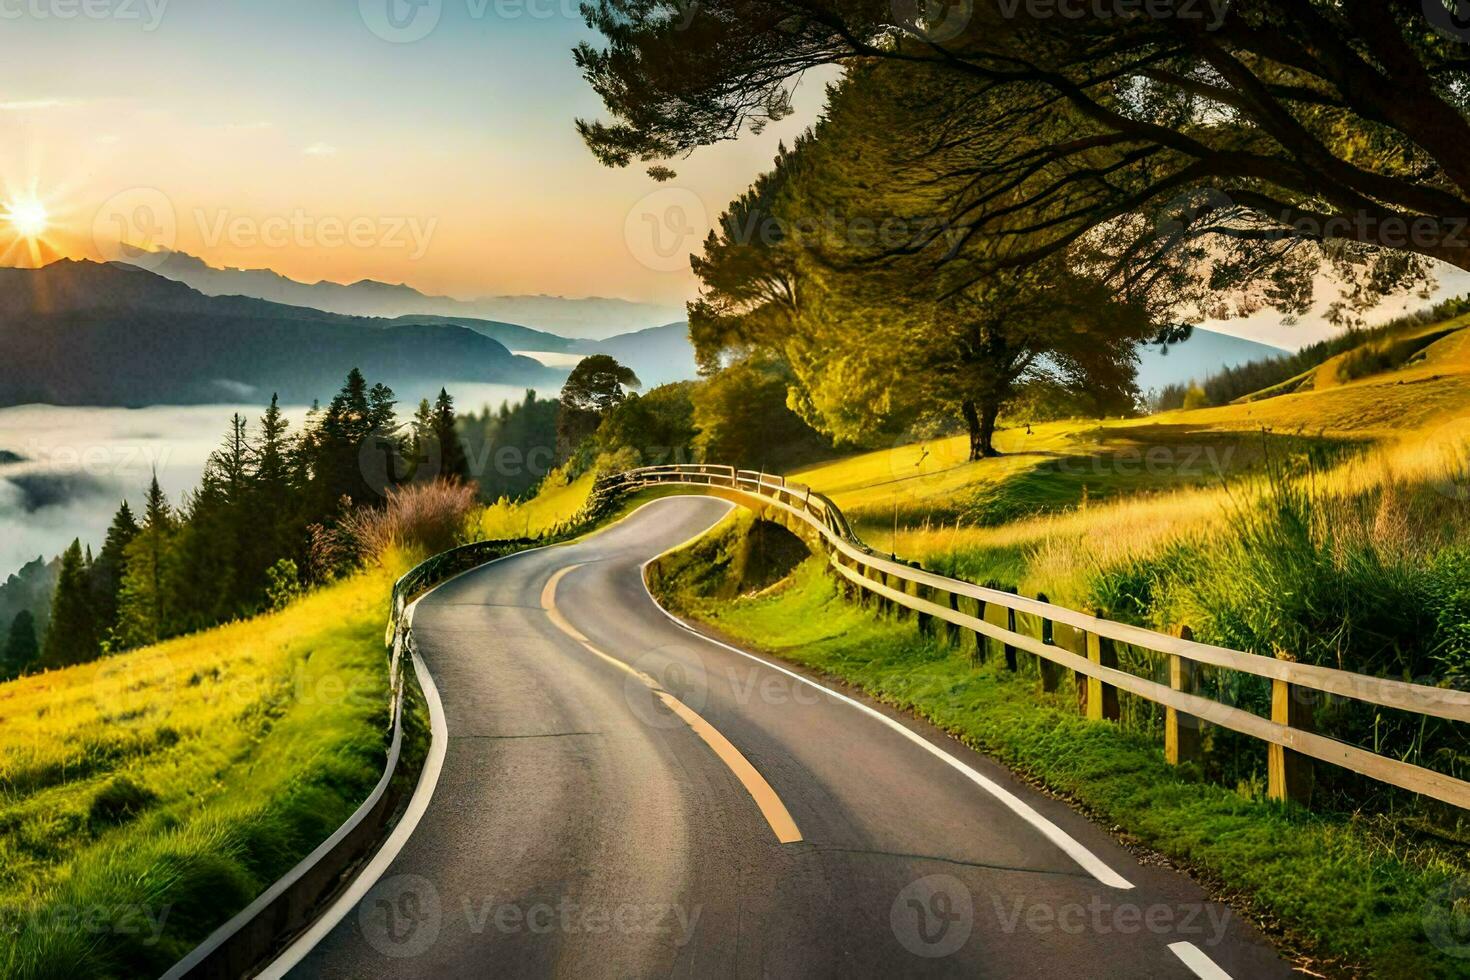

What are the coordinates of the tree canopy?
(578, 1, 1470, 324)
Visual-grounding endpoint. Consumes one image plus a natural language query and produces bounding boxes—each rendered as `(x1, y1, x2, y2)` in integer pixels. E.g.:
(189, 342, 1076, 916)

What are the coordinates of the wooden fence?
(608, 464, 1470, 810)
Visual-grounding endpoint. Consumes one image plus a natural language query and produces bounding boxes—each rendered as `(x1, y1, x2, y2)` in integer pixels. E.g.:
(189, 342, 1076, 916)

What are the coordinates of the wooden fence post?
(1165, 624, 1202, 766)
(973, 597, 989, 665)
(1269, 652, 1315, 804)
(1036, 593, 1063, 692)
(945, 590, 961, 649)
(1085, 621, 1120, 722)
(913, 577, 934, 636)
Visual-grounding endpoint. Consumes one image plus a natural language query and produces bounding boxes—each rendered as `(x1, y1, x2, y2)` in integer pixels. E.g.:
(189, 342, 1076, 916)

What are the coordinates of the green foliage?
(40, 541, 97, 669)
(2, 609, 38, 679)
(687, 64, 1165, 459)
(557, 354, 640, 462)
(264, 559, 302, 612)
(87, 777, 158, 829)
(594, 381, 697, 466)
(458, 390, 559, 501)
(690, 355, 829, 470)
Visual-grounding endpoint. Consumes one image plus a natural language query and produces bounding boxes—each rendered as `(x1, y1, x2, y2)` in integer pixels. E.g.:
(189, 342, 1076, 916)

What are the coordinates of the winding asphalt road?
(286, 496, 1288, 979)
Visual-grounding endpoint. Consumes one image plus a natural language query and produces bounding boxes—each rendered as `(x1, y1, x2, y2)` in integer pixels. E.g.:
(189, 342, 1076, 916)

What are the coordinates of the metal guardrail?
(611, 463, 1470, 811)
(168, 538, 540, 978)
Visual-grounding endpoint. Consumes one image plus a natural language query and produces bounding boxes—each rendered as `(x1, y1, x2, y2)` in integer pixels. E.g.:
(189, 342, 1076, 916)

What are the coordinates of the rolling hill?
(0, 261, 562, 407)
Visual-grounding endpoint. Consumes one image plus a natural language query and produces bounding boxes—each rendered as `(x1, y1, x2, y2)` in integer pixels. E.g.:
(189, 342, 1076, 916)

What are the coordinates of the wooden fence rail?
(609, 464, 1470, 811)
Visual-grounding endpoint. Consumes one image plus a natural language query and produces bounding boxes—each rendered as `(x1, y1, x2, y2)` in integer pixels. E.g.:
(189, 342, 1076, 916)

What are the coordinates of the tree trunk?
(977, 398, 1001, 458)
(962, 399, 1003, 460)
(962, 400, 981, 461)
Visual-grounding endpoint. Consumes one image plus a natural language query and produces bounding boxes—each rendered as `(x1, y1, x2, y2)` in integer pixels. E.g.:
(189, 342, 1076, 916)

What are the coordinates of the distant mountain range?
(142, 249, 686, 340)
(1136, 329, 1286, 393)
(0, 260, 564, 407)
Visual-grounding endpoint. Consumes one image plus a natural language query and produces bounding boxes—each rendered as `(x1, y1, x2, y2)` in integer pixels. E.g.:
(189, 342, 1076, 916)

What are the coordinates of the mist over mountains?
(143, 249, 686, 339)
(0, 261, 564, 408)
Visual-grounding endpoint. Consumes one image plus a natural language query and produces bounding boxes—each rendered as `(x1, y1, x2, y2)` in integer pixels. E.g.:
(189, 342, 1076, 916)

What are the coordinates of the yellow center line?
(540, 562, 803, 845)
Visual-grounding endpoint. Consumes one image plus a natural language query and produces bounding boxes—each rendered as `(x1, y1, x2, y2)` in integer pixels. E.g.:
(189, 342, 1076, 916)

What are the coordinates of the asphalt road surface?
(288, 496, 1288, 979)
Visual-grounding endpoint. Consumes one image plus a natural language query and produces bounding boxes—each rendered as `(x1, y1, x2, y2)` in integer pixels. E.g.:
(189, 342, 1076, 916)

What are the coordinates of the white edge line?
(634, 499, 1135, 890)
(256, 541, 564, 977)
(1168, 941, 1234, 979)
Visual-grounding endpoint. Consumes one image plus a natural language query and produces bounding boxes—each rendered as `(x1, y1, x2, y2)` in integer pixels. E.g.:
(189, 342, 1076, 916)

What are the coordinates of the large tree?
(556, 355, 641, 461)
(577, 0, 1470, 323)
(689, 66, 1166, 457)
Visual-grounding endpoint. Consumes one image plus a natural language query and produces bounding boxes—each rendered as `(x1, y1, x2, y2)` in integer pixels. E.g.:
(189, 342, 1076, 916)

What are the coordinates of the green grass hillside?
(0, 568, 399, 979)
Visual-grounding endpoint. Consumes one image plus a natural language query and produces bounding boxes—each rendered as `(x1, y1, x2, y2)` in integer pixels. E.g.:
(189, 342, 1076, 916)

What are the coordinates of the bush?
(88, 777, 157, 829)
(339, 480, 478, 562)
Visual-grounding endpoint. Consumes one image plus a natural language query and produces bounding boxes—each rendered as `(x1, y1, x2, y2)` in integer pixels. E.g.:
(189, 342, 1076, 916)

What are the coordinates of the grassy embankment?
(651, 512, 1469, 978)
(0, 565, 414, 979)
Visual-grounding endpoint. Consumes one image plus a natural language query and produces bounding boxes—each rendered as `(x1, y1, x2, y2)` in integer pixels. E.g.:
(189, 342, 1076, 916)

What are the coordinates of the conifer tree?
(41, 539, 98, 667)
(89, 500, 139, 645)
(432, 388, 469, 481)
(116, 475, 175, 649)
(2, 609, 39, 679)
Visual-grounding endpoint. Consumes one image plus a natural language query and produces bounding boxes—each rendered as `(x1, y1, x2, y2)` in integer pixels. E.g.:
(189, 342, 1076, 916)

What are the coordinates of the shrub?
(88, 776, 157, 829)
(339, 480, 478, 562)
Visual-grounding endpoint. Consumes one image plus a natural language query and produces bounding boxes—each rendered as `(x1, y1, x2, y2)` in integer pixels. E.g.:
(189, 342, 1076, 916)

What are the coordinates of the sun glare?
(6, 197, 50, 238)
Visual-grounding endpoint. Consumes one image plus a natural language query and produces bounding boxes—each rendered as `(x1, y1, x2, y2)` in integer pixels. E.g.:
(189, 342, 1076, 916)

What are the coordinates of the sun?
(5, 197, 50, 238)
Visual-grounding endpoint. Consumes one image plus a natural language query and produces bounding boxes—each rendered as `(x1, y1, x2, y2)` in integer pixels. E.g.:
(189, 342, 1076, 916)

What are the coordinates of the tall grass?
(340, 479, 479, 561)
(0, 568, 396, 978)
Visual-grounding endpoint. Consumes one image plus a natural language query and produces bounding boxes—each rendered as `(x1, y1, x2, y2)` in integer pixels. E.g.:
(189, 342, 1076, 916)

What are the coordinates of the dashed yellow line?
(541, 563, 803, 844)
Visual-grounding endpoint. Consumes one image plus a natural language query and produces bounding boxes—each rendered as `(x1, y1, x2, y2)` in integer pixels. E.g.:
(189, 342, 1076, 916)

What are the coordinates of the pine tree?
(41, 539, 99, 668)
(89, 500, 139, 646)
(2, 610, 39, 679)
(432, 388, 470, 481)
(116, 475, 175, 649)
